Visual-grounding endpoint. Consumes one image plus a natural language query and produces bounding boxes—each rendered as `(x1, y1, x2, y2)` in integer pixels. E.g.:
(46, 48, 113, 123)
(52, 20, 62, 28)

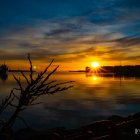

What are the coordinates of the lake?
(0, 72, 140, 130)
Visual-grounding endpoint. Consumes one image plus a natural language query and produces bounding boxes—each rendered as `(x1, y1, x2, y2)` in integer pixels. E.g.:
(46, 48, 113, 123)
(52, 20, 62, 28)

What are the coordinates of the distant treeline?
(70, 65, 140, 77)
(99, 65, 140, 77)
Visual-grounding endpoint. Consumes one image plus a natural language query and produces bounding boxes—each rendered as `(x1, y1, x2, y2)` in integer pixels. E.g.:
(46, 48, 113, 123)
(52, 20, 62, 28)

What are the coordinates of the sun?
(91, 62, 100, 68)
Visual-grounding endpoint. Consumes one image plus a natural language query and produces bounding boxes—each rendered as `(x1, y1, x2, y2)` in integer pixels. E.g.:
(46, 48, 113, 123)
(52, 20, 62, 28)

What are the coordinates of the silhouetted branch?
(0, 89, 15, 115)
(28, 53, 33, 83)
(13, 75, 23, 92)
(0, 54, 74, 130)
(20, 71, 30, 84)
(17, 116, 29, 128)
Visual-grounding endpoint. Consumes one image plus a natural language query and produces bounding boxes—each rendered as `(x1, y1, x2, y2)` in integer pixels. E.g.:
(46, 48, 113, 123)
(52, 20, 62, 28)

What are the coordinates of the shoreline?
(1, 112, 140, 140)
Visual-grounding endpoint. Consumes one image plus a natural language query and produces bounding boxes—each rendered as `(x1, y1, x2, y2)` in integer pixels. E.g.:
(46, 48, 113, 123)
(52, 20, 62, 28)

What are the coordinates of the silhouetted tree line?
(100, 65, 140, 77)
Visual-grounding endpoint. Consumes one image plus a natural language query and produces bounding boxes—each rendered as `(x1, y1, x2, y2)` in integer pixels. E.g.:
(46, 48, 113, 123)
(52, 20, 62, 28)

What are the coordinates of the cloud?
(44, 29, 72, 36)
(0, 0, 139, 65)
(0, 49, 28, 60)
(0, 31, 140, 63)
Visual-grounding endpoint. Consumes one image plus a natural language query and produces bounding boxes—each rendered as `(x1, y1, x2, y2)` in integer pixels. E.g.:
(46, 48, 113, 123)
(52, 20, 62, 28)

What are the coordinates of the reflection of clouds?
(41, 90, 140, 128)
(0, 73, 140, 129)
(43, 99, 112, 128)
(43, 97, 121, 120)
(42, 75, 140, 123)
(117, 96, 140, 104)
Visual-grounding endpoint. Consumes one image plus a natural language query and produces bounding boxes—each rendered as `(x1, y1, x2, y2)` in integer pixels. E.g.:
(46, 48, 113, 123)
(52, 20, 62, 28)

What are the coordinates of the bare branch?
(20, 71, 30, 84)
(41, 65, 59, 85)
(1, 54, 74, 130)
(13, 75, 23, 92)
(28, 53, 33, 83)
(0, 89, 15, 115)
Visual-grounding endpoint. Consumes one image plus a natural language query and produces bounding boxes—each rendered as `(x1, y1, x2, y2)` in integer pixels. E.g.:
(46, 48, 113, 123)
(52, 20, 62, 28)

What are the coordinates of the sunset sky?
(0, 0, 140, 71)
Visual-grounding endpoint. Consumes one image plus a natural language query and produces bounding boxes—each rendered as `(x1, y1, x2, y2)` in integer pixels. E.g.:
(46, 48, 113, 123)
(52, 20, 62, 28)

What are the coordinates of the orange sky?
(0, 0, 140, 72)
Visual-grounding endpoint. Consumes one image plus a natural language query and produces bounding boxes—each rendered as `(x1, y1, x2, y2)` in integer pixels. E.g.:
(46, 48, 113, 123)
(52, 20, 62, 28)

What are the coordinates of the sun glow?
(91, 62, 100, 68)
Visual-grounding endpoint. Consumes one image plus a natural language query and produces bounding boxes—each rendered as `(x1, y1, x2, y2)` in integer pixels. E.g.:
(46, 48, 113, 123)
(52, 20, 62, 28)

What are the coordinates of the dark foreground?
(1, 112, 140, 140)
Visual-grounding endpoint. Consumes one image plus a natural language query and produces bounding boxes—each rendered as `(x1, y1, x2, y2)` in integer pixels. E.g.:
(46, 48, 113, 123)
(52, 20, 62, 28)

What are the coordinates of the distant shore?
(69, 65, 140, 77)
(8, 70, 36, 72)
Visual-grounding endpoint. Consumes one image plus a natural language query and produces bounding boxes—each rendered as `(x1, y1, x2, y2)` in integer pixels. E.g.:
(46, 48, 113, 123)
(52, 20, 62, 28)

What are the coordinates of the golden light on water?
(89, 75, 103, 85)
(93, 76, 97, 81)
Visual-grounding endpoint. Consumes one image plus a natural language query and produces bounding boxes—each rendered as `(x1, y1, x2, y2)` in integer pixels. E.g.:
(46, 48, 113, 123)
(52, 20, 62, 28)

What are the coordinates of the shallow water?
(0, 72, 140, 130)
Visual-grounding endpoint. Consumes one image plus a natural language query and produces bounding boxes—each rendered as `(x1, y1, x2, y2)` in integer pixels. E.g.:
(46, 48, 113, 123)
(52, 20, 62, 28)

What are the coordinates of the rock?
(133, 112, 140, 119)
(108, 115, 124, 123)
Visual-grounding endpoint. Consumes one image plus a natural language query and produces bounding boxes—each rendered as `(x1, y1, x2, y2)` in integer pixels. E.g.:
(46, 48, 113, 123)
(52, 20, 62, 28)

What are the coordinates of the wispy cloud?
(0, 0, 139, 67)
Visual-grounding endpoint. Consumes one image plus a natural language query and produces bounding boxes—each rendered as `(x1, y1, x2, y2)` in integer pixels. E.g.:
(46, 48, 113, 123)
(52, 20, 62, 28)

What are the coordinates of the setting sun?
(91, 62, 100, 68)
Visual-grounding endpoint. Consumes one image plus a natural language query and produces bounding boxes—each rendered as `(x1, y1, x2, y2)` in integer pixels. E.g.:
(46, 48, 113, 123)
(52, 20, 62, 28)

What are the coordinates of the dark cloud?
(113, 36, 140, 46)
(72, 34, 140, 47)
(19, 42, 41, 49)
(45, 29, 72, 36)
(0, 50, 28, 60)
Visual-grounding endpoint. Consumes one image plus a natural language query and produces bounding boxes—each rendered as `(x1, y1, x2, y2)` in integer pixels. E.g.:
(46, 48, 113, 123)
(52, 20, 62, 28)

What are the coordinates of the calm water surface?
(0, 72, 140, 130)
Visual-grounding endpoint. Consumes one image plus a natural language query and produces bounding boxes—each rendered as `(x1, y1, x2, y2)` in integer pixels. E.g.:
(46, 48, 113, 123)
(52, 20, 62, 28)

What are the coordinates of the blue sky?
(0, 0, 140, 69)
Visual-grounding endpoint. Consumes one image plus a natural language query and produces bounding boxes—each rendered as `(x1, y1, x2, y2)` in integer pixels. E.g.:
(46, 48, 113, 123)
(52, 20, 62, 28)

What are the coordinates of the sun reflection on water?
(93, 76, 97, 81)
(86, 74, 103, 85)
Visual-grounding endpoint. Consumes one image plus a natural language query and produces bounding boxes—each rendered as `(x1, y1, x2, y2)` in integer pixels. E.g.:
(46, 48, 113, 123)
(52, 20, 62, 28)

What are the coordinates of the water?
(0, 72, 140, 130)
